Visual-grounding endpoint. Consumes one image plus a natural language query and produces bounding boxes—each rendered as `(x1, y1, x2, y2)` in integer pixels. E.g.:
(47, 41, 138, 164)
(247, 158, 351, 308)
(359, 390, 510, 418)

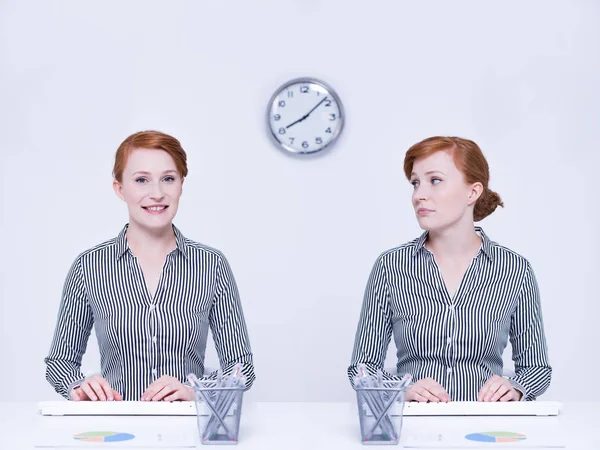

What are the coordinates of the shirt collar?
(412, 226, 493, 262)
(477, 227, 493, 262)
(115, 224, 189, 260)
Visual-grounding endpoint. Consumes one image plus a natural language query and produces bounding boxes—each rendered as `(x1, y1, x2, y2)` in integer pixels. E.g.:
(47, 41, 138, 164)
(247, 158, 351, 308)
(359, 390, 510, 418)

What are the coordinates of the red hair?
(113, 131, 188, 182)
(404, 136, 504, 221)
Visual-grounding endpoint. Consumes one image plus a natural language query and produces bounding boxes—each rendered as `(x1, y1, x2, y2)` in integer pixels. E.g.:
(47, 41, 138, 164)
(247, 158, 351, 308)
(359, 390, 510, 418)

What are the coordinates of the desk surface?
(0, 401, 597, 450)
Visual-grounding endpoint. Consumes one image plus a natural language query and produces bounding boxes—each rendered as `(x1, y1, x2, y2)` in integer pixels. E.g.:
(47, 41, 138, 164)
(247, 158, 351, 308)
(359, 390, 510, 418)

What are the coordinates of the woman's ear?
(113, 180, 125, 202)
(467, 182, 484, 206)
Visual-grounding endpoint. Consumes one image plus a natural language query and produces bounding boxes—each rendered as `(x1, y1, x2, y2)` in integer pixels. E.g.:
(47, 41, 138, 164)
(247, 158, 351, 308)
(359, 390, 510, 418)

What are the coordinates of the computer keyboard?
(38, 400, 212, 416)
(401, 401, 562, 416)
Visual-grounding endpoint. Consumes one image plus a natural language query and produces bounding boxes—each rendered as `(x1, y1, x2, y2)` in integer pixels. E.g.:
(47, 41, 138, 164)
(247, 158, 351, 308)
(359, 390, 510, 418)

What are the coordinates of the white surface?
(401, 417, 566, 448)
(1, 0, 600, 403)
(38, 400, 237, 418)
(0, 402, 598, 450)
(39, 399, 560, 419)
(39, 401, 199, 416)
(401, 401, 562, 417)
(35, 415, 197, 448)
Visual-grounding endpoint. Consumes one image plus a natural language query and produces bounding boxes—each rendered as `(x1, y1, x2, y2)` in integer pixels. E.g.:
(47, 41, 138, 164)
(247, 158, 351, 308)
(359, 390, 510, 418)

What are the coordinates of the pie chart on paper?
(465, 431, 527, 443)
(73, 431, 135, 443)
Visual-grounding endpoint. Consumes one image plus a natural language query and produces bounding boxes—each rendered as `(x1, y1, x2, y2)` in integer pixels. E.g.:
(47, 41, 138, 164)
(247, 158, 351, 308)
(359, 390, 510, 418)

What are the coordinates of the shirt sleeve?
(44, 257, 93, 399)
(507, 262, 552, 400)
(207, 253, 255, 390)
(348, 255, 402, 386)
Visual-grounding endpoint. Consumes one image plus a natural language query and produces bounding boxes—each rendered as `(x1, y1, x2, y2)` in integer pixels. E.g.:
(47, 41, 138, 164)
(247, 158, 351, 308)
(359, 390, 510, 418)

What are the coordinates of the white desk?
(0, 402, 597, 450)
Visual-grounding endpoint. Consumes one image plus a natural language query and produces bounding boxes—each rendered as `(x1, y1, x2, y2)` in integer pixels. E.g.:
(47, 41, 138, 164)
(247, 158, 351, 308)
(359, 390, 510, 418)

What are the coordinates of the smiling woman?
(44, 131, 255, 402)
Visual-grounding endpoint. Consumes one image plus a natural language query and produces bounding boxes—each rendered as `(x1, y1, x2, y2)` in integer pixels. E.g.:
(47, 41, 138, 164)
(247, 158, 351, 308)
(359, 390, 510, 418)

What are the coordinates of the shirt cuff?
(66, 378, 86, 400)
(505, 377, 527, 401)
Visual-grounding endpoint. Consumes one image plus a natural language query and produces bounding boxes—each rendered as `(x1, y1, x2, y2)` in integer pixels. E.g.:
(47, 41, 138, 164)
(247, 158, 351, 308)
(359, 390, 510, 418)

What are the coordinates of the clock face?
(267, 78, 344, 155)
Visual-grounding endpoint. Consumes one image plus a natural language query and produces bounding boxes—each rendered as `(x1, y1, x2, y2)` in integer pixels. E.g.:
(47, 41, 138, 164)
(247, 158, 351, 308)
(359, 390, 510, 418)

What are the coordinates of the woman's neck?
(126, 221, 176, 259)
(425, 223, 482, 261)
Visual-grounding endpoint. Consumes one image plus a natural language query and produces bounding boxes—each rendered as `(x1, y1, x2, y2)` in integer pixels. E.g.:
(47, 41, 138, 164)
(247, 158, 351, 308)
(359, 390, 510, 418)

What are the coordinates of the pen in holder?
(188, 365, 246, 445)
(354, 366, 411, 445)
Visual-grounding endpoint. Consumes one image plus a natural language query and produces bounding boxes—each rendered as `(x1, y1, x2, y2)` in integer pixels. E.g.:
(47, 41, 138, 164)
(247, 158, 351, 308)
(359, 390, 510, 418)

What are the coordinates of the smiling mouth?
(142, 206, 168, 212)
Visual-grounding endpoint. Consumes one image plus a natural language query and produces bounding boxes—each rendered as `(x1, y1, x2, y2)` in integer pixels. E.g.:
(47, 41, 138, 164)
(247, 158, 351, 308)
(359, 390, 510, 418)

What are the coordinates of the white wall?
(1, 0, 598, 403)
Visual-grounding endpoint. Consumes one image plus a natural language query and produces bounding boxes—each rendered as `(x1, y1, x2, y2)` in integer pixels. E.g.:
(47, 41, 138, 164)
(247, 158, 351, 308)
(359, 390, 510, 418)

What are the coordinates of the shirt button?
(446, 337, 452, 344)
(152, 336, 157, 344)
(447, 367, 453, 374)
(152, 368, 157, 375)
(448, 305, 455, 310)
(149, 304, 156, 311)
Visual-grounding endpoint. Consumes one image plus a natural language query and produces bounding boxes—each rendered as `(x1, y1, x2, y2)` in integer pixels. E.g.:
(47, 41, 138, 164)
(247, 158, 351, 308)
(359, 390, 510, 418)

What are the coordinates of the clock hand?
(285, 97, 329, 129)
(285, 114, 308, 130)
(303, 96, 329, 118)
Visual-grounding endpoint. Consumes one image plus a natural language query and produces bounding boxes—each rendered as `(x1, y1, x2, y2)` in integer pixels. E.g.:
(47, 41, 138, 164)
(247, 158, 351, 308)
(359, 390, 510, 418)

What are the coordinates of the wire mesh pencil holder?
(354, 381, 408, 445)
(188, 374, 245, 445)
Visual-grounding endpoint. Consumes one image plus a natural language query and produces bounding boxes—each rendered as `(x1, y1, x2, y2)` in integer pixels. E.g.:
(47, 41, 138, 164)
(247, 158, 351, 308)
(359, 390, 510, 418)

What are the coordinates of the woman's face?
(113, 148, 183, 232)
(410, 150, 481, 232)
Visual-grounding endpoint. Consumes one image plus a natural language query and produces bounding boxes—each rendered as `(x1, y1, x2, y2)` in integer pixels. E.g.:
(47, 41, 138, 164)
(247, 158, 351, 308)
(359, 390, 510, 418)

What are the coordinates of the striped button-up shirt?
(348, 227, 551, 401)
(45, 224, 255, 400)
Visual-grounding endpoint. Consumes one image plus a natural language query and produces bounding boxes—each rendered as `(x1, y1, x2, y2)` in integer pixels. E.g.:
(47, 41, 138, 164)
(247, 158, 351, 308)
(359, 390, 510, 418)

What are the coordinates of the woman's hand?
(141, 376, 194, 402)
(70, 375, 122, 401)
(405, 377, 451, 402)
(478, 375, 522, 402)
